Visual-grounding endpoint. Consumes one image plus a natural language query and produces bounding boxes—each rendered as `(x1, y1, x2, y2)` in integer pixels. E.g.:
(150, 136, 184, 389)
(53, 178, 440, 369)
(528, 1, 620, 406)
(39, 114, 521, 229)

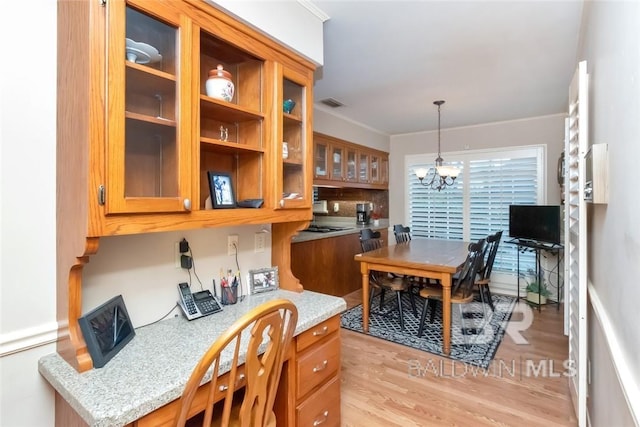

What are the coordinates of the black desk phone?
(177, 282, 222, 320)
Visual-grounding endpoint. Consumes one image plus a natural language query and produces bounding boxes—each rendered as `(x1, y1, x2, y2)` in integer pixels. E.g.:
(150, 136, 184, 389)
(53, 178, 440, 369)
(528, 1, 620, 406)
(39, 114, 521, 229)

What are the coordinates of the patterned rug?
(340, 292, 517, 368)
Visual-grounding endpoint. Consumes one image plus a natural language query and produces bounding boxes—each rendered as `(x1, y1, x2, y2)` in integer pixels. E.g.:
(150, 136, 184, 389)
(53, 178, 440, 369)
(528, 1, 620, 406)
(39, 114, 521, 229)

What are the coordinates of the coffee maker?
(356, 202, 372, 225)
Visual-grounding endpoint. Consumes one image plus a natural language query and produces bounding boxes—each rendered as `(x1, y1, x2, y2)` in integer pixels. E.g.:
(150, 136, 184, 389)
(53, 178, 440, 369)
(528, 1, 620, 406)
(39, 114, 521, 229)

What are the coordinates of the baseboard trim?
(588, 282, 639, 426)
(0, 322, 58, 357)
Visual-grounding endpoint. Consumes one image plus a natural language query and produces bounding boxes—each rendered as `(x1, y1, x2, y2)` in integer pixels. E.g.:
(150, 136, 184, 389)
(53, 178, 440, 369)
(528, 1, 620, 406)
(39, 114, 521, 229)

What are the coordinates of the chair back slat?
(481, 230, 503, 280)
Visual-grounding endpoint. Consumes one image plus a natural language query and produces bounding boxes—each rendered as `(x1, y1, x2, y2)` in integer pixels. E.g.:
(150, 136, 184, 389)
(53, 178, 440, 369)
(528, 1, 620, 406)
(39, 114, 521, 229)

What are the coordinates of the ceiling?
(311, 0, 584, 136)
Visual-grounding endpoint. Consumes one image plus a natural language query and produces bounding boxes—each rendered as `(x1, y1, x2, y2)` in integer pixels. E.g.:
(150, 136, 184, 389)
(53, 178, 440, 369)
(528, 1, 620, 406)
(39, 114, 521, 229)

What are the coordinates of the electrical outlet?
(254, 232, 266, 253)
(174, 242, 182, 268)
(228, 234, 239, 256)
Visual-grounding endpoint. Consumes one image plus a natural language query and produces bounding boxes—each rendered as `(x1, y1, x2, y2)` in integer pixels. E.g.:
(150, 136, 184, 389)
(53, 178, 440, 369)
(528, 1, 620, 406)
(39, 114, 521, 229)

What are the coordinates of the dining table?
(354, 238, 470, 355)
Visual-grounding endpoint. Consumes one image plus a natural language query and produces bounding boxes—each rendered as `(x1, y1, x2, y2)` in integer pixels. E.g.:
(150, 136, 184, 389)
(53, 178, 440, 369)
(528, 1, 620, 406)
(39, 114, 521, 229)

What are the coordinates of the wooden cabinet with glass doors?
(57, 0, 315, 373)
(313, 132, 388, 189)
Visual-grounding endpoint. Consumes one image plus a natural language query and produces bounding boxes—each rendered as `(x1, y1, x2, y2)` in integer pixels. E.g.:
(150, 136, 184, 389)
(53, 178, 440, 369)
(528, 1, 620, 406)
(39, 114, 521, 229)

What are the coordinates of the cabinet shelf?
(283, 112, 302, 124)
(125, 111, 177, 127)
(200, 95, 263, 123)
(200, 137, 265, 154)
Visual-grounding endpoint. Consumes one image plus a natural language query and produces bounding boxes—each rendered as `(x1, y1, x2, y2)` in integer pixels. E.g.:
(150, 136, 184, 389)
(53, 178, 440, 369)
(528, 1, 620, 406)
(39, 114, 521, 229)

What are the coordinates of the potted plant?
(526, 279, 551, 305)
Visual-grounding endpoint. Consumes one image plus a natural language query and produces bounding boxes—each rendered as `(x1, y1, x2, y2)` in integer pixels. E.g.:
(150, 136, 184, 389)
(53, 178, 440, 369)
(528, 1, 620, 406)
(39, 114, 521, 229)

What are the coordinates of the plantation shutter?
(468, 156, 538, 274)
(407, 147, 543, 276)
(409, 159, 464, 241)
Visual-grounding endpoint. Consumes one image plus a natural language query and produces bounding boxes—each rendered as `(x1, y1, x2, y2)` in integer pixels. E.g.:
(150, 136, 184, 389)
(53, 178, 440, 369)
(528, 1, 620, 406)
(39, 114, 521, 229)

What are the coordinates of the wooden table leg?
(442, 274, 451, 355)
(360, 263, 370, 333)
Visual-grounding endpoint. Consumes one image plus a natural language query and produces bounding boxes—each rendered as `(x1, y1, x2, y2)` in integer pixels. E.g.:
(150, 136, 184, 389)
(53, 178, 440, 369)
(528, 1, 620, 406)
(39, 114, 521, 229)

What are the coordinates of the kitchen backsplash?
(315, 187, 388, 218)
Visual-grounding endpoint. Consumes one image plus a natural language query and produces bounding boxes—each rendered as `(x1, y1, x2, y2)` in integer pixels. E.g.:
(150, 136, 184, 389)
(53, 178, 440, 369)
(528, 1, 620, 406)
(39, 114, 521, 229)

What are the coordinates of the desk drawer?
(296, 316, 340, 353)
(296, 376, 340, 427)
(296, 334, 340, 398)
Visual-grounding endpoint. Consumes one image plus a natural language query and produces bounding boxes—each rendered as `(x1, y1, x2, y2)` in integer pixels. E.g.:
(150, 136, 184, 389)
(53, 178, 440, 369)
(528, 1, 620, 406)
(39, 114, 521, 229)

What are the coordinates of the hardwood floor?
(339, 290, 578, 426)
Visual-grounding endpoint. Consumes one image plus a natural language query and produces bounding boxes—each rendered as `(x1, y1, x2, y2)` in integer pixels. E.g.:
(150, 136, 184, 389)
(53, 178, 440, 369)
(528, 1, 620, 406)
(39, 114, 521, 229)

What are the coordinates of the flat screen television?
(509, 205, 561, 244)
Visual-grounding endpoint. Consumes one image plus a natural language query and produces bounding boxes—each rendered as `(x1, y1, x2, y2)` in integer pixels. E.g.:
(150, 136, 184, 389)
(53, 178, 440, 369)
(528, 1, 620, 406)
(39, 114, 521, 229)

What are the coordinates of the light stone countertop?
(38, 289, 346, 427)
(291, 218, 390, 243)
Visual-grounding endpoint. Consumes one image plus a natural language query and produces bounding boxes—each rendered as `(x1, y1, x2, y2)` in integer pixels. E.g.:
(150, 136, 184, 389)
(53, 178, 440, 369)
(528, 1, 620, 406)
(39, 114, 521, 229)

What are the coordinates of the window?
(406, 146, 545, 276)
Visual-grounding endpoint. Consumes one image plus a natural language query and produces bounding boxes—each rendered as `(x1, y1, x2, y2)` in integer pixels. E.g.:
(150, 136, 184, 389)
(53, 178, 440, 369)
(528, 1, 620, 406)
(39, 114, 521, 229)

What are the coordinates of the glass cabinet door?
(278, 65, 310, 208)
(106, 2, 191, 213)
(314, 141, 329, 179)
(345, 147, 358, 183)
(358, 152, 370, 183)
(370, 154, 380, 184)
(331, 145, 345, 182)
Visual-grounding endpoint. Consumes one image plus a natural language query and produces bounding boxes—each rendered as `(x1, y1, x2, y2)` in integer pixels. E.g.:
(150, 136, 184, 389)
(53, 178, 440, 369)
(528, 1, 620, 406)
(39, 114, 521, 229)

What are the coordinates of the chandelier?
(415, 100, 460, 191)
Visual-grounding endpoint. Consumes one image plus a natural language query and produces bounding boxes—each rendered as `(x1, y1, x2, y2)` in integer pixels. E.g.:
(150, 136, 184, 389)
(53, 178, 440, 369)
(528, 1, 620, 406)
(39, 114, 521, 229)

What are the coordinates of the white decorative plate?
(125, 38, 162, 64)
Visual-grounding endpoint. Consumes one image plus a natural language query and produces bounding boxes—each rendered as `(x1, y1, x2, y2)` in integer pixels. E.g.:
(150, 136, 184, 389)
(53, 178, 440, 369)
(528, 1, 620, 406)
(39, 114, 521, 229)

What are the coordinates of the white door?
(564, 60, 588, 427)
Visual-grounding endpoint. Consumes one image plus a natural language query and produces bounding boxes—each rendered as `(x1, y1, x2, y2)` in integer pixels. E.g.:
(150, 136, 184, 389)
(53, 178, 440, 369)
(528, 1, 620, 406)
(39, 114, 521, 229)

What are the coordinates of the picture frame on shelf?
(78, 295, 135, 368)
(248, 267, 279, 294)
(207, 171, 236, 208)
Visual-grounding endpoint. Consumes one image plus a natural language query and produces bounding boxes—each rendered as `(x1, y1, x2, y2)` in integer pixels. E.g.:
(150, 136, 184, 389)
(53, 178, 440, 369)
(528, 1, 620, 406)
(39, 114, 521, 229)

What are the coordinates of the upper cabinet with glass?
(106, 3, 191, 215)
(68, 0, 316, 237)
(313, 132, 388, 189)
(276, 66, 312, 209)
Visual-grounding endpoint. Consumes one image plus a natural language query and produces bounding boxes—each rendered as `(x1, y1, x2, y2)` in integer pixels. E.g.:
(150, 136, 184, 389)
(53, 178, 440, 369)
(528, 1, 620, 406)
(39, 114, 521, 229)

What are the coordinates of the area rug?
(340, 292, 516, 368)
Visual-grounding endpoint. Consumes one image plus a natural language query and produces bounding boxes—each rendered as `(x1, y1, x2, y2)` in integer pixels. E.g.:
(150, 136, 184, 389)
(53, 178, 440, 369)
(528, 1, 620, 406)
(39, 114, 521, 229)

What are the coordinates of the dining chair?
(475, 230, 503, 312)
(360, 236, 417, 330)
(393, 224, 411, 243)
(359, 228, 381, 241)
(175, 299, 298, 427)
(417, 240, 486, 344)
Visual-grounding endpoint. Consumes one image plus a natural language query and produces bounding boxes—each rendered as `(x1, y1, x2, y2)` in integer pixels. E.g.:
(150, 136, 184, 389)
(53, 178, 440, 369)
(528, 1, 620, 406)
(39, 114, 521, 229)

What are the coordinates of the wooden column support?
(271, 221, 309, 293)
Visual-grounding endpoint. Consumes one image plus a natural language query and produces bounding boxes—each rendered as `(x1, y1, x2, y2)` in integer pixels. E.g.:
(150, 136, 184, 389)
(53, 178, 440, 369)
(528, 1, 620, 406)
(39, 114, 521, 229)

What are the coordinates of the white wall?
(388, 114, 566, 227)
(0, 0, 58, 426)
(0, 1, 324, 426)
(579, 1, 640, 424)
(313, 108, 390, 152)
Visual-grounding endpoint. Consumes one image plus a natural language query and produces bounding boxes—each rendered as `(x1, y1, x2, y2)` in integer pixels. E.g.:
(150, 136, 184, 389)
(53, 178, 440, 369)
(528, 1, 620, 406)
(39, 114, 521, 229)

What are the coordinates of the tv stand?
(506, 238, 564, 311)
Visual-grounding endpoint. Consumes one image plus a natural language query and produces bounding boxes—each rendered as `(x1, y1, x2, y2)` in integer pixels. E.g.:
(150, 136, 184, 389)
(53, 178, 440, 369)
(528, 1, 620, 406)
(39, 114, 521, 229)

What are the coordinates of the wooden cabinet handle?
(313, 410, 329, 426)
(312, 360, 328, 373)
(312, 326, 329, 336)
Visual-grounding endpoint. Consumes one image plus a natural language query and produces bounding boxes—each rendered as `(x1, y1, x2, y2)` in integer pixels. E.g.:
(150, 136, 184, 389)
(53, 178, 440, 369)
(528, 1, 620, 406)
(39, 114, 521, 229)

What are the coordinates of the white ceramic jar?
(206, 64, 234, 102)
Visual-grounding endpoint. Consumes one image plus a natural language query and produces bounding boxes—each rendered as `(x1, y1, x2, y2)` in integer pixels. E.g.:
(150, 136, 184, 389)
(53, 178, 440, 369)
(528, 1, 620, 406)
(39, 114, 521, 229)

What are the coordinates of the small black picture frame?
(249, 267, 279, 294)
(207, 171, 236, 208)
(78, 295, 135, 368)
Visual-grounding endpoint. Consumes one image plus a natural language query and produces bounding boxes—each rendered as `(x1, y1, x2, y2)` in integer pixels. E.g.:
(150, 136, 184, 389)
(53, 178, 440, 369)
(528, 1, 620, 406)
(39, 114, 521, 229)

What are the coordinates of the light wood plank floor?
(339, 290, 578, 426)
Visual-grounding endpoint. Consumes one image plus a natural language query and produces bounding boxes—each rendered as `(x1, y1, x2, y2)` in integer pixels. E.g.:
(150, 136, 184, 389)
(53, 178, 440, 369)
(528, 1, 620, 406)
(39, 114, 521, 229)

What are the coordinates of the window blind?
(407, 147, 543, 276)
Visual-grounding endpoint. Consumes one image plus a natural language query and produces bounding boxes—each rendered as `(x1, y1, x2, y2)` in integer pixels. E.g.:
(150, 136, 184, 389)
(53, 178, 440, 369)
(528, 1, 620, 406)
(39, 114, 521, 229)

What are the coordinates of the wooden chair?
(417, 240, 485, 341)
(175, 299, 298, 427)
(360, 236, 417, 330)
(393, 224, 411, 243)
(475, 230, 503, 312)
(359, 228, 381, 241)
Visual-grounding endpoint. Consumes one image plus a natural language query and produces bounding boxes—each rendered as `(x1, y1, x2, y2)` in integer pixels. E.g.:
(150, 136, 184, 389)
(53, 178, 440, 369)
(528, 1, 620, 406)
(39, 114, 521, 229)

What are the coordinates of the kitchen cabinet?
(57, 0, 314, 372)
(313, 132, 388, 189)
(291, 228, 388, 296)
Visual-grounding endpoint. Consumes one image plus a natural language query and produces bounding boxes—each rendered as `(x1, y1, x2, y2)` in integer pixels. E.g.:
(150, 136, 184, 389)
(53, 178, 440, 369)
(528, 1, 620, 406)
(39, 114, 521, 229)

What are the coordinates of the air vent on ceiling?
(320, 98, 344, 108)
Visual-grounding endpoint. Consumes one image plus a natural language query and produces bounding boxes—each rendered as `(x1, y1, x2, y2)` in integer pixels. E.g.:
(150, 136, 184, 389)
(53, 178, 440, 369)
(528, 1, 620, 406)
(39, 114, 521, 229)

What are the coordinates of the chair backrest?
(453, 239, 486, 298)
(360, 236, 384, 253)
(360, 228, 381, 241)
(393, 224, 411, 243)
(481, 230, 503, 280)
(174, 299, 298, 427)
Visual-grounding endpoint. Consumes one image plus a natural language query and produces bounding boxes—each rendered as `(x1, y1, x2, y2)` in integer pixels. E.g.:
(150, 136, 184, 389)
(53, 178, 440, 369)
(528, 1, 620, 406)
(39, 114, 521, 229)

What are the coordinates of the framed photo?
(78, 295, 135, 368)
(249, 267, 279, 294)
(207, 171, 236, 208)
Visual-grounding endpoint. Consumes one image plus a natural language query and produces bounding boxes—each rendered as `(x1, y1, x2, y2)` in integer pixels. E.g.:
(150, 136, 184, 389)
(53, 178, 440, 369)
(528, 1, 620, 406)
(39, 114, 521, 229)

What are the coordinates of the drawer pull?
(312, 326, 329, 336)
(313, 410, 329, 426)
(312, 360, 328, 373)
(218, 373, 245, 392)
